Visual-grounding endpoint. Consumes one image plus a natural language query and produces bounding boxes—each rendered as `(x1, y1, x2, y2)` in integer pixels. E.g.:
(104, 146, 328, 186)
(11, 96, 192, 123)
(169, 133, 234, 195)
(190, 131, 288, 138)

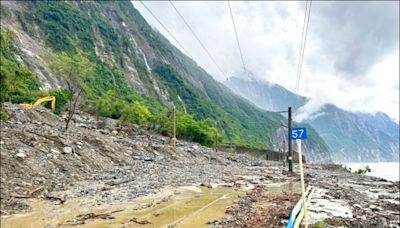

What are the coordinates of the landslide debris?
(1, 104, 399, 228)
(0, 103, 282, 215)
(211, 186, 300, 227)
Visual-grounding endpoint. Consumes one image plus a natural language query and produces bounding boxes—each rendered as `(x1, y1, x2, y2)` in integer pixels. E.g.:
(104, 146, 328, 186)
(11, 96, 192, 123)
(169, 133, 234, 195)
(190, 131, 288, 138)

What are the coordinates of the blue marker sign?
(290, 128, 307, 140)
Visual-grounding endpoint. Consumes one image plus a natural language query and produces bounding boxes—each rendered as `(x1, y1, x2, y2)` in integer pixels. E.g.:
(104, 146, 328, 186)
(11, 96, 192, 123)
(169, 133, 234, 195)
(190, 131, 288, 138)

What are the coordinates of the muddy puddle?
(1, 186, 244, 228)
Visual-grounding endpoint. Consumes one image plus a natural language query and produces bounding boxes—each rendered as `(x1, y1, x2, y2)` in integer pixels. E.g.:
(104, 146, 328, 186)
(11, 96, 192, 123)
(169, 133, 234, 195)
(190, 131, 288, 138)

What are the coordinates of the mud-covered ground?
(1, 104, 399, 227)
(214, 165, 400, 227)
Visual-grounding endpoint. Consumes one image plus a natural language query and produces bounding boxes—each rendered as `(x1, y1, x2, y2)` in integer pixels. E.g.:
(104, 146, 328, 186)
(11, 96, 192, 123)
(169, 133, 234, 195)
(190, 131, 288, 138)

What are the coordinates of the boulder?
(62, 146, 73, 154)
(16, 150, 27, 159)
(51, 148, 60, 154)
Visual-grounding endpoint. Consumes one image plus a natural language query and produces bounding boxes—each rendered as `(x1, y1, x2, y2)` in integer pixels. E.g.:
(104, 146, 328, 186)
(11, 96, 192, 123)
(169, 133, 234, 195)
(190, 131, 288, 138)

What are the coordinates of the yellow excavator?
(20, 96, 56, 112)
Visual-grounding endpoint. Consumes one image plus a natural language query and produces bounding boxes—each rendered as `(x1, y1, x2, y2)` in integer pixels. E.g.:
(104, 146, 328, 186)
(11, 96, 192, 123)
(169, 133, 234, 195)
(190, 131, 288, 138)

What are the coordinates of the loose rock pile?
(1, 103, 399, 227)
(0, 104, 286, 214)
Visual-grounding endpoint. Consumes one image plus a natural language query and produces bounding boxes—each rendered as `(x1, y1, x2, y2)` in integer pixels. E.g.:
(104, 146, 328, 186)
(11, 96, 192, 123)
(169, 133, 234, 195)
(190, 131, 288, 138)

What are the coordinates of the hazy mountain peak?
(227, 70, 275, 87)
(224, 75, 399, 162)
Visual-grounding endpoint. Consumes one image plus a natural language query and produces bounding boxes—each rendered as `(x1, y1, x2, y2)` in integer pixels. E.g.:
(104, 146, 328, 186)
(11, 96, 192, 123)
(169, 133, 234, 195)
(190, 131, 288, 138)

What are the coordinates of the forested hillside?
(0, 1, 332, 162)
(224, 76, 399, 162)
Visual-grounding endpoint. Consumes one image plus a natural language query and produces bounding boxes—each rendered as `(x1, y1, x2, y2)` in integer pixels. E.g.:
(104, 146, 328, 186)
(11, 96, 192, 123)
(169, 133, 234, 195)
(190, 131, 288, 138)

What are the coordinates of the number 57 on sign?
(290, 128, 307, 140)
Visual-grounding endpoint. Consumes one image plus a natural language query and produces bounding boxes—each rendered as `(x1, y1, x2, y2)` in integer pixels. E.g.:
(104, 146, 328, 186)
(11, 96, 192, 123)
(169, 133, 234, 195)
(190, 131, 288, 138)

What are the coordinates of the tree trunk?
(65, 89, 82, 130)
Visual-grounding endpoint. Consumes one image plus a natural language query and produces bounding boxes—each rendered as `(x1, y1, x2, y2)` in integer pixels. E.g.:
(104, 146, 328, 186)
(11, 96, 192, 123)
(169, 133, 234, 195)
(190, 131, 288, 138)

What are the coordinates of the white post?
(297, 139, 308, 228)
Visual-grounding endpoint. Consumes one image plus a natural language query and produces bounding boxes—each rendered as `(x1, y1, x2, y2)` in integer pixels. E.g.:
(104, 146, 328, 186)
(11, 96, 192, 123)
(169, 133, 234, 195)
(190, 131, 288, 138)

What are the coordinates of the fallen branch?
(28, 186, 44, 196)
(63, 209, 124, 226)
(11, 186, 44, 199)
(109, 209, 124, 214)
(46, 194, 65, 204)
(76, 212, 114, 220)
(130, 217, 152, 225)
(10, 194, 31, 199)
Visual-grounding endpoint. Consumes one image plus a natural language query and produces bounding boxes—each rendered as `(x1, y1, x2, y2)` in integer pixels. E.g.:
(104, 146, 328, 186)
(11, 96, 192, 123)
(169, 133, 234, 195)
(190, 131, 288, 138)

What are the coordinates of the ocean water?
(343, 162, 399, 182)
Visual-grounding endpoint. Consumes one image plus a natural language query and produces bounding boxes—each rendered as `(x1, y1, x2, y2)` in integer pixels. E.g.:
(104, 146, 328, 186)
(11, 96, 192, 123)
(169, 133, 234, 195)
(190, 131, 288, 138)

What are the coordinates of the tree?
(50, 50, 94, 129)
(353, 165, 372, 175)
(1, 30, 41, 121)
(119, 102, 151, 127)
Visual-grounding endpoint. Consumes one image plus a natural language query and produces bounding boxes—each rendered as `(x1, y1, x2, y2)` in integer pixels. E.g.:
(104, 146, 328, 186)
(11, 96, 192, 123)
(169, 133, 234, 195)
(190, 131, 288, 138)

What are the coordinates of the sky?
(132, 1, 399, 121)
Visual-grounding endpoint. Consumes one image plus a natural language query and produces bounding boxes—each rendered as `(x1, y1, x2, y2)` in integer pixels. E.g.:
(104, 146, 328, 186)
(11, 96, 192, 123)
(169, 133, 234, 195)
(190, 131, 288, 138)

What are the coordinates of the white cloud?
(294, 98, 327, 122)
(132, 1, 399, 121)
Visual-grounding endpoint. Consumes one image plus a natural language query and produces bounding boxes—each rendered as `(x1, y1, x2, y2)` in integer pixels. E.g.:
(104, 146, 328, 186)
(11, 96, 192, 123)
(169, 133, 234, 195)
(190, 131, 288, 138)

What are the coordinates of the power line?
(295, 1, 309, 92)
(227, 0, 246, 72)
(169, 1, 226, 78)
(295, 0, 312, 93)
(139, 1, 193, 59)
(299, 0, 312, 91)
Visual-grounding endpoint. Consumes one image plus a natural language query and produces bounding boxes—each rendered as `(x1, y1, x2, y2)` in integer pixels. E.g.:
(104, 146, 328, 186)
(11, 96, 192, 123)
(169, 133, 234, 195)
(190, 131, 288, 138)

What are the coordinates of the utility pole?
(215, 130, 218, 152)
(288, 106, 293, 172)
(282, 140, 286, 162)
(171, 106, 177, 147)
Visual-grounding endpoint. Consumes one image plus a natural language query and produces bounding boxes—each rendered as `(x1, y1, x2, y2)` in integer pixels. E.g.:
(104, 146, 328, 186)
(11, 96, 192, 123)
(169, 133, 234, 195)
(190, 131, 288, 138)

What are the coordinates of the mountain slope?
(224, 76, 307, 112)
(224, 76, 399, 162)
(309, 104, 399, 162)
(0, 1, 332, 162)
(356, 111, 399, 141)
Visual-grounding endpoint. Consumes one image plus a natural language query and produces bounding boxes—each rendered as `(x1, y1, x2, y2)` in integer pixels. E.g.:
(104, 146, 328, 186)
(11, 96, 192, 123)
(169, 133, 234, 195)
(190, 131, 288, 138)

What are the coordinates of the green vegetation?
(0, 30, 40, 121)
(226, 148, 236, 155)
(0, 0, 333, 156)
(151, 64, 281, 149)
(175, 113, 218, 147)
(50, 50, 95, 129)
(0, 33, 221, 145)
(28, 1, 280, 148)
(34, 1, 95, 55)
(316, 220, 326, 228)
(152, 64, 217, 119)
(50, 51, 94, 93)
(259, 154, 267, 160)
(119, 102, 151, 126)
(46, 89, 72, 114)
(353, 165, 371, 175)
(92, 92, 220, 147)
(0, 1, 279, 148)
(0, 30, 75, 121)
(0, 31, 40, 103)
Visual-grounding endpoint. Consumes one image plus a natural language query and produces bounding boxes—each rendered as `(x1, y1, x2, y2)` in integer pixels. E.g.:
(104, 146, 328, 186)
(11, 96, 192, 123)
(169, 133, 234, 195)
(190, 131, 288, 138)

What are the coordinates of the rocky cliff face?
(356, 111, 399, 141)
(0, 1, 332, 162)
(224, 76, 399, 162)
(309, 105, 399, 162)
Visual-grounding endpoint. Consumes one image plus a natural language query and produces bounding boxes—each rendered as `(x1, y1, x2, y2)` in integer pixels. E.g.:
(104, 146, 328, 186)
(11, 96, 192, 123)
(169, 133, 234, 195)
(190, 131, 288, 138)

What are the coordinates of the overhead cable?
(295, 0, 312, 93)
(227, 0, 247, 72)
(139, 1, 194, 59)
(169, 1, 226, 78)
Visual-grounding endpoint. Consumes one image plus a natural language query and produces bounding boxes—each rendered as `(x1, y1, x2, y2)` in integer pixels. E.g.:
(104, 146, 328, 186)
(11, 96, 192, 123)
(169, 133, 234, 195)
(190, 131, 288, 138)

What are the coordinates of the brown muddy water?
(1, 186, 244, 228)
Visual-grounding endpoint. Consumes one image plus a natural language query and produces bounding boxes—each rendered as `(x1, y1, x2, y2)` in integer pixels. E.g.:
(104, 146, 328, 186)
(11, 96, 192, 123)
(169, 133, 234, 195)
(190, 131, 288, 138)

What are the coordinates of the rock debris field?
(0, 104, 399, 227)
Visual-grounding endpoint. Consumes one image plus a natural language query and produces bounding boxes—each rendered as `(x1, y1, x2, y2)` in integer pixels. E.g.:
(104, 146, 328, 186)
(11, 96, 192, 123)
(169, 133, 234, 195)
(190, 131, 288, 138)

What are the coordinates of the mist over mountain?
(1, 2, 400, 226)
(224, 75, 399, 162)
(225, 74, 308, 112)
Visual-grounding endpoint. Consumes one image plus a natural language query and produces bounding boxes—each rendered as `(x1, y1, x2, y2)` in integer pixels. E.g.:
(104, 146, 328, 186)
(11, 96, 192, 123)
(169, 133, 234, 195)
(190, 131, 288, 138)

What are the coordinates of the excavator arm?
(19, 96, 56, 112)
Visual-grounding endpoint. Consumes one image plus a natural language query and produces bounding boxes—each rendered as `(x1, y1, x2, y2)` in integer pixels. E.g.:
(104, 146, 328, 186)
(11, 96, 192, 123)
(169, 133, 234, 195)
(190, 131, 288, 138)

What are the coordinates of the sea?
(343, 162, 399, 182)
